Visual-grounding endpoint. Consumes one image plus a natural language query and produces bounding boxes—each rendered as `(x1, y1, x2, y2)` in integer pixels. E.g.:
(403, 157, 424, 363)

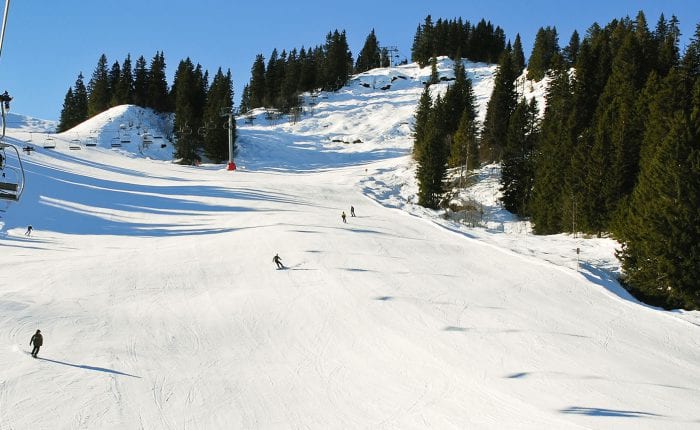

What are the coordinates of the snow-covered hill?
(1, 59, 698, 429)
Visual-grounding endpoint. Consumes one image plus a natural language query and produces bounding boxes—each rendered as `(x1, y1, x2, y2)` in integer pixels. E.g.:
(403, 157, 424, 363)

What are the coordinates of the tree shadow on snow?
(38, 356, 140, 378)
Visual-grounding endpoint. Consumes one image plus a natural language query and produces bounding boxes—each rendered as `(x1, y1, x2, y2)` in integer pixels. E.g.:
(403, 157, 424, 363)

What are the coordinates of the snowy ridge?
(0, 59, 699, 429)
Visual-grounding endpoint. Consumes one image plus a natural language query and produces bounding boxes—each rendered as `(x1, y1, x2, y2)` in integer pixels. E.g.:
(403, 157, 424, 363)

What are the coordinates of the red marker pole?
(226, 110, 236, 171)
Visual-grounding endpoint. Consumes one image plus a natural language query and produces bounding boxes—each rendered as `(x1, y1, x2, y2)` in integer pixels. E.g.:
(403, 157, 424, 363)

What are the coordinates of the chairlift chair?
(85, 137, 97, 147)
(0, 142, 25, 201)
(69, 138, 81, 150)
(111, 137, 122, 148)
(43, 135, 55, 149)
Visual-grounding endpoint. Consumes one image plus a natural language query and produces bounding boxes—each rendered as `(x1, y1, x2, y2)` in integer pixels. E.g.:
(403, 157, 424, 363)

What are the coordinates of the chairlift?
(111, 137, 122, 148)
(85, 137, 97, 147)
(43, 135, 55, 149)
(141, 133, 153, 149)
(120, 134, 131, 143)
(69, 138, 81, 150)
(0, 142, 25, 201)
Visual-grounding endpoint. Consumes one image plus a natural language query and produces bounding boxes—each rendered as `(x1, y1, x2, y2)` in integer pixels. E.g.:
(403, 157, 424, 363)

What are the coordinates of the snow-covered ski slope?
(1, 58, 699, 429)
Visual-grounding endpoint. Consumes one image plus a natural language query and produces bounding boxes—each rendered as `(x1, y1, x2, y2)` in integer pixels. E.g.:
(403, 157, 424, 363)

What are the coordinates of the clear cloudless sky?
(0, 0, 698, 121)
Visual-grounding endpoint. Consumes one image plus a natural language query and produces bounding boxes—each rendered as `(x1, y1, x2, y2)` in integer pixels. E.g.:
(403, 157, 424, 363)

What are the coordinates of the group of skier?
(275, 205, 358, 269)
(341, 206, 356, 223)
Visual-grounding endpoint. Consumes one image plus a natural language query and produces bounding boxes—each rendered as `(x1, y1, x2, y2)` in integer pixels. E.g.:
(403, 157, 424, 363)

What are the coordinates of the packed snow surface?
(1, 58, 698, 429)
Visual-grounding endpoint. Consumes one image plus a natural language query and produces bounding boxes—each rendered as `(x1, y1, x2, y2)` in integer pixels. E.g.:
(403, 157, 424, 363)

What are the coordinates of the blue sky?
(0, 0, 698, 121)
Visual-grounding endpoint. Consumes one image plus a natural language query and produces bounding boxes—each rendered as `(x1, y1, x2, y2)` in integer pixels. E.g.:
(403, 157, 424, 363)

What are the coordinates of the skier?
(341, 211, 347, 223)
(273, 253, 284, 269)
(29, 329, 43, 358)
(350, 206, 356, 217)
(25, 225, 32, 236)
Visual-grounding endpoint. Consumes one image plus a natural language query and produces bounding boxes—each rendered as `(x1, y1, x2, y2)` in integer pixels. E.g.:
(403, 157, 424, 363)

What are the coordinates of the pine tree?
(203, 68, 234, 163)
(57, 88, 75, 133)
(583, 31, 643, 234)
(58, 72, 89, 131)
(511, 34, 526, 74)
(527, 27, 560, 81)
(147, 51, 170, 112)
(443, 58, 478, 143)
(356, 29, 381, 73)
(113, 54, 134, 106)
(322, 29, 353, 91)
(500, 98, 539, 216)
(448, 108, 479, 171)
(172, 58, 199, 163)
(264, 49, 280, 107)
(249, 54, 266, 109)
(87, 54, 111, 117)
(281, 49, 301, 110)
(239, 84, 251, 114)
(530, 59, 573, 234)
(412, 16, 434, 67)
(481, 50, 517, 162)
(563, 30, 580, 66)
(108, 60, 121, 107)
(416, 95, 448, 208)
(297, 47, 313, 92)
(656, 14, 680, 77)
(72, 73, 88, 124)
(412, 84, 432, 160)
(132, 55, 149, 108)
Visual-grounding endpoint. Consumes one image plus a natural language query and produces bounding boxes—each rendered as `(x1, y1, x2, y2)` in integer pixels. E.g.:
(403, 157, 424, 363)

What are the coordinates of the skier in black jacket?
(273, 253, 284, 269)
(30, 329, 43, 358)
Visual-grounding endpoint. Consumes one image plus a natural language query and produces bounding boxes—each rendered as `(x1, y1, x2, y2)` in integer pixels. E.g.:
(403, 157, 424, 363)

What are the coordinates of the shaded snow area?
(1, 58, 699, 429)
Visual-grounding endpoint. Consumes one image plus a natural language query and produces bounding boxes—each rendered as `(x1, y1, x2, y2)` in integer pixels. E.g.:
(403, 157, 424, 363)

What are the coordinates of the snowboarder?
(273, 253, 284, 269)
(350, 206, 356, 217)
(29, 329, 42, 358)
(341, 211, 347, 223)
(25, 225, 32, 236)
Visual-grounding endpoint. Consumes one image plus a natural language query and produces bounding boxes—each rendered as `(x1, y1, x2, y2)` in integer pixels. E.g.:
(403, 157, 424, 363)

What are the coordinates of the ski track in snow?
(0, 58, 699, 429)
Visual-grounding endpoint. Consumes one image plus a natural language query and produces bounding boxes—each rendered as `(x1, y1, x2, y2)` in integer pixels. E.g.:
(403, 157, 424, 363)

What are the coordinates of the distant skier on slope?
(29, 329, 43, 358)
(273, 253, 285, 269)
(350, 206, 356, 217)
(341, 211, 347, 223)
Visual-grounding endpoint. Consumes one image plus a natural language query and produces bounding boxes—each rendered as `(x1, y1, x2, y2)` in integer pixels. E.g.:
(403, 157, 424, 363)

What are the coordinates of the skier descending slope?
(29, 329, 42, 358)
(273, 253, 285, 269)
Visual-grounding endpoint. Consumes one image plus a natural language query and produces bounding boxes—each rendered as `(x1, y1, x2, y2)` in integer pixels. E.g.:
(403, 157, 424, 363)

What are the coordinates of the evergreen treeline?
(58, 52, 235, 165)
(241, 29, 355, 113)
(506, 13, 698, 309)
(58, 52, 170, 131)
(412, 12, 698, 309)
(411, 16, 507, 67)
